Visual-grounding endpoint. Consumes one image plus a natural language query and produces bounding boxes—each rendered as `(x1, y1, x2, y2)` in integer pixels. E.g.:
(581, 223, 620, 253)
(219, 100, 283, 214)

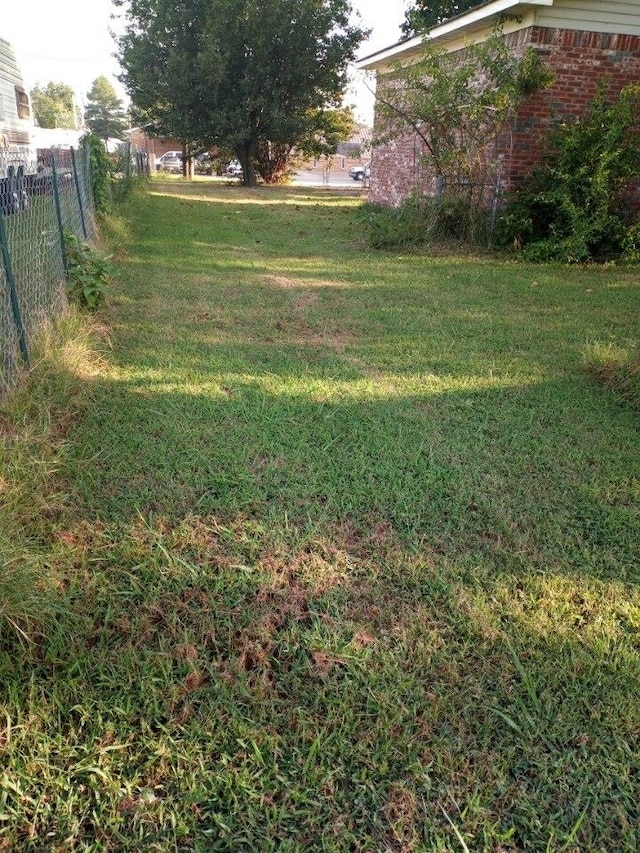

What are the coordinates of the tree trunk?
(181, 143, 193, 179)
(237, 141, 257, 187)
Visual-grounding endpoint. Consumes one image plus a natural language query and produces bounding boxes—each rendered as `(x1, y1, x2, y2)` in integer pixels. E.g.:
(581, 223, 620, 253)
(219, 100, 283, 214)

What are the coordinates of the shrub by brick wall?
(369, 26, 640, 207)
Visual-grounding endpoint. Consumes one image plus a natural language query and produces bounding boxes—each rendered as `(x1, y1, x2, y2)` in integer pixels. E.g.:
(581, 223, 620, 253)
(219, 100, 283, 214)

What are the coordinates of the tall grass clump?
(0, 313, 102, 642)
(364, 193, 492, 250)
(584, 342, 640, 414)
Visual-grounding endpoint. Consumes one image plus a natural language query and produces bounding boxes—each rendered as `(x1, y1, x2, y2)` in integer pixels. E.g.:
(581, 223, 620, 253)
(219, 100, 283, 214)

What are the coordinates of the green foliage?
(364, 192, 491, 249)
(30, 81, 77, 129)
(376, 31, 553, 228)
(64, 232, 113, 310)
(256, 107, 357, 184)
(116, 0, 365, 185)
(621, 221, 640, 263)
(363, 197, 427, 250)
(115, 0, 204, 162)
(516, 45, 556, 97)
(109, 146, 148, 201)
(81, 132, 111, 214)
(402, 0, 482, 36)
(84, 76, 128, 143)
(81, 135, 146, 211)
(496, 84, 640, 263)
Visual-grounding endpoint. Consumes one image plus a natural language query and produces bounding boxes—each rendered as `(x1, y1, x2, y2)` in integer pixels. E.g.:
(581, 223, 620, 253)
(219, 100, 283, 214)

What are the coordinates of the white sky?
(2, 0, 409, 125)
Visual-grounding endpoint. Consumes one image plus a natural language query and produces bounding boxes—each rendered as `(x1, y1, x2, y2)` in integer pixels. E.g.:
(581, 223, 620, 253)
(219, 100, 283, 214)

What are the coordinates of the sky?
(2, 0, 409, 125)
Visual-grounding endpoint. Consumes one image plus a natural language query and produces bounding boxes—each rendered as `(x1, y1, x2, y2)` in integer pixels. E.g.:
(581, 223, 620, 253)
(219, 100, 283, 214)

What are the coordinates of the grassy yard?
(1, 180, 639, 851)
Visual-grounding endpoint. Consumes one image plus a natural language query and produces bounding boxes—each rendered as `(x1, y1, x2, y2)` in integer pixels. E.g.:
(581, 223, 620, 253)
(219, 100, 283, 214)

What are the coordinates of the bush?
(364, 196, 426, 250)
(81, 132, 112, 214)
(65, 232, 114, 310)
(109, 147, 148, 202)
(364, 193, 491, 250)
(496, 84, 640, 263)
(621, 222, 640, 264)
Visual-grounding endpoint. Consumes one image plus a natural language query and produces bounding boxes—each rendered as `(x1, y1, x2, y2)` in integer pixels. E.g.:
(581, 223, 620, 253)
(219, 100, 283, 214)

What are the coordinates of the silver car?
(157, 151, 182, 173)
(349, 162, 371, 181)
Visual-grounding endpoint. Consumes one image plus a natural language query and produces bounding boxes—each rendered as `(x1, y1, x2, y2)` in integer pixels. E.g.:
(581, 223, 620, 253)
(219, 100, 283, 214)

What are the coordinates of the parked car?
(157, 151, 182, 173)
(225, 160, 243, 177)
(194, 153, 214, 175)
(349, 162, 371, 181)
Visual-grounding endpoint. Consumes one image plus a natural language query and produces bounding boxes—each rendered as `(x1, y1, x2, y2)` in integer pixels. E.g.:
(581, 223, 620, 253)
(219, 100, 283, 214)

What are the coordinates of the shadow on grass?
(60, 350, 639, 586)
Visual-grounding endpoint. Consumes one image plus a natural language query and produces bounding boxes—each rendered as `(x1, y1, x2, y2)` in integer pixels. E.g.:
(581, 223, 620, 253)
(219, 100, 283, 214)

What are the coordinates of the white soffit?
(356, 0, 555, 70)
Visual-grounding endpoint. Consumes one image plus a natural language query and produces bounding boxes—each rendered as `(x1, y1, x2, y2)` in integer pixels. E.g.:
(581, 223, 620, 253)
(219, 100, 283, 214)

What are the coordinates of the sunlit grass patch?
(584, 341, 640, 415)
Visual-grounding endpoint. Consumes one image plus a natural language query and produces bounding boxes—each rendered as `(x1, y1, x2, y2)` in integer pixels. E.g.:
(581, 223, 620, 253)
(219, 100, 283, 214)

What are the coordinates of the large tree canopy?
(116, 0, 365, 184)
(402, 1, 483, 37)
(114, 0, 208, 167)
(84, 76, 129, 143)
(30, 82, 77, 129)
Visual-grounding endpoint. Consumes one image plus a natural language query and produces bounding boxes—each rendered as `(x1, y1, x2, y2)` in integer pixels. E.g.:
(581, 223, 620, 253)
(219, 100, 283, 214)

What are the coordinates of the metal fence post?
(0, 208, 29, 368)
(70, 147, 87, 239)
(50, 156, 68, 272)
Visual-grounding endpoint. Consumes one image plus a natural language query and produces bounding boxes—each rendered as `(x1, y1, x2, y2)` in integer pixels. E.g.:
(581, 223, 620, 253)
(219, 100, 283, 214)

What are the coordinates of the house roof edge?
(356, 0, 555, 70)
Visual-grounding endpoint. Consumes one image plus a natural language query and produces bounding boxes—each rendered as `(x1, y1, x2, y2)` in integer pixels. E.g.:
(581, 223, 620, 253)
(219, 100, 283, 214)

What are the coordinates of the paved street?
(292, 168, 367, 189)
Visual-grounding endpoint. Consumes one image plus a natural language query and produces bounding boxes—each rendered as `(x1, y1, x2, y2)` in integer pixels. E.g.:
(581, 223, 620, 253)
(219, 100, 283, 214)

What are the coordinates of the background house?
(358, 0, 640, 207)
(127, 128, 179, 167)
(298, 123, 372, 181)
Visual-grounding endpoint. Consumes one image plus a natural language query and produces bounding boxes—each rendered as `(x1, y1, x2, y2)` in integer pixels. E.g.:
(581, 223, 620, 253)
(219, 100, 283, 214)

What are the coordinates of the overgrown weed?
(584, 341, 640, 415)
(0, 311, 102, 641)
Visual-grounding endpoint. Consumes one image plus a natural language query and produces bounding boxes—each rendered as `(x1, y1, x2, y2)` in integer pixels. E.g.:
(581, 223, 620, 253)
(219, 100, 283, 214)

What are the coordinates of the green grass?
(1, 180, 639, 852)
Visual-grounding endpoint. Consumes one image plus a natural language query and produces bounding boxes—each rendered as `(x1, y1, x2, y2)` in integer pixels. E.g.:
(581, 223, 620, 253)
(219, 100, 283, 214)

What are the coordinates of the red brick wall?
(128, 130, 183, 164)
(369, 26, 640, 206)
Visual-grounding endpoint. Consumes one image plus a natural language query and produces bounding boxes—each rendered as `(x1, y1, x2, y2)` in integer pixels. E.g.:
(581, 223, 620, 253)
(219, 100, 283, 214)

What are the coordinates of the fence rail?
(0, 143, 97, 398)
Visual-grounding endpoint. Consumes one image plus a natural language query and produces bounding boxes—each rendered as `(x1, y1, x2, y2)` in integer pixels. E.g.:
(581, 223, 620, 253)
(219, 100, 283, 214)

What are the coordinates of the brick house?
(127, 128, 184, 168)
(357, 0, 640, 207)
(297, 124, 372, 181)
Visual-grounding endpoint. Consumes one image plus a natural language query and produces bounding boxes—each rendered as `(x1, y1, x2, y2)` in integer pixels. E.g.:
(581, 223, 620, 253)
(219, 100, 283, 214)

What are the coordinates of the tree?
(115, 0, 208, 175)
(30, 82, 77, 129)
(84, 76, 128, 143)
(255, 107, 356, 184)
(116, 0, 366, 185)
(375, 29, 553, 240)
(402, 1, 482, 37)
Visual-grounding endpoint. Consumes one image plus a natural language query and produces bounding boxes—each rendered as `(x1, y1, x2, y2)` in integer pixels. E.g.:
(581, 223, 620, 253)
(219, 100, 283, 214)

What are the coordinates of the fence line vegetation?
(0, 135, 147, 398)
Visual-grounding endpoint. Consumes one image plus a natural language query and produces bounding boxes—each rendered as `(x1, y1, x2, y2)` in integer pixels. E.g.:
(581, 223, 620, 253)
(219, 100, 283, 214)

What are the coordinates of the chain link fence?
(0, 143, 98, 398)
